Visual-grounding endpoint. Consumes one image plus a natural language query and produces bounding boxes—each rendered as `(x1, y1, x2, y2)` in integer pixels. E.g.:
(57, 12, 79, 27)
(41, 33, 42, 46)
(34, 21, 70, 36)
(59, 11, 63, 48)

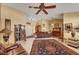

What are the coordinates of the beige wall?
(2, 4, 79, 45)
(48, 19, 63, 32)
(64, 12, 79, 42)
(35, 19, 63, 33)
(0, 5, 36, 44)
(0, 4, 1, 30)
(0, 4, 1, 43)
(0, 3, 1, 22)
(36, 20, 49, 32)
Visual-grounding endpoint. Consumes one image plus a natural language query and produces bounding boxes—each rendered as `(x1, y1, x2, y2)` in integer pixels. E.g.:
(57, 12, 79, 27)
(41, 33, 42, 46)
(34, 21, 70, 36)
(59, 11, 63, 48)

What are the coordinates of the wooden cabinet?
(52, 28, 61, 37)
(36, 32, 51, 38)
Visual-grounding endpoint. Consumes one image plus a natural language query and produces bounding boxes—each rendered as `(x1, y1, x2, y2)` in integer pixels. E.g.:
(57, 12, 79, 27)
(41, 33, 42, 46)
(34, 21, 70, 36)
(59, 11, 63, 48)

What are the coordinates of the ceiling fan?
(29, 3, 56, 15)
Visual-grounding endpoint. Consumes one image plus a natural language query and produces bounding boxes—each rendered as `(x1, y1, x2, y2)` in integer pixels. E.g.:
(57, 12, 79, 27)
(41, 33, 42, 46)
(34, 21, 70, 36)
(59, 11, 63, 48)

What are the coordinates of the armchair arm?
(5, 43, 19, 53)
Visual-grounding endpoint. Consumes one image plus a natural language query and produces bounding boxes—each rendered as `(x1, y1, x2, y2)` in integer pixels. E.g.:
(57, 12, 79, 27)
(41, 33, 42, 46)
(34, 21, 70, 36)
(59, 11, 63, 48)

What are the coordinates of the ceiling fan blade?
(42, 9, 48, 14)
(45, 5, 56, 9)
(36, 9, 41, 15)
(29, 6, 39, 9)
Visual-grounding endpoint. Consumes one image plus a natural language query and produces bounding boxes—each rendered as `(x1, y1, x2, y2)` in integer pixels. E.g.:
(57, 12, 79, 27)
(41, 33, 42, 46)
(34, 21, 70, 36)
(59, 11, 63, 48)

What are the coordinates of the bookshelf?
(14, 24, 26, 43)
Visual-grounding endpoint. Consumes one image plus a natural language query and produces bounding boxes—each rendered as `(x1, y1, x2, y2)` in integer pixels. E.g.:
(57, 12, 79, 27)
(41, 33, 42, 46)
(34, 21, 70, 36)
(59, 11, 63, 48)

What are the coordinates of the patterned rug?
(30, 39, 78, 55)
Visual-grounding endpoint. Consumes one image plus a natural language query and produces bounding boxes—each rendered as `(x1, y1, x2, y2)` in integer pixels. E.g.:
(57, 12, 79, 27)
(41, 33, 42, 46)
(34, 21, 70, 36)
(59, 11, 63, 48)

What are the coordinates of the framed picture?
(65, 23, 72, 31)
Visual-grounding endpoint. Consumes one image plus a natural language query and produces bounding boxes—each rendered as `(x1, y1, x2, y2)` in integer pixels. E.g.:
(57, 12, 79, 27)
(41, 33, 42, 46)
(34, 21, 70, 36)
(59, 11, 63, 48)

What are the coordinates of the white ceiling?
(2, 3, 79, 21)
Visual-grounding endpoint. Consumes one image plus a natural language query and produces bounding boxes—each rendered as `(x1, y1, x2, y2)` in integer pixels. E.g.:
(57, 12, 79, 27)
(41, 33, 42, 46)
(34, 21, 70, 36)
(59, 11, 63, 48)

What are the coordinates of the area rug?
(30, 39, 75, 55)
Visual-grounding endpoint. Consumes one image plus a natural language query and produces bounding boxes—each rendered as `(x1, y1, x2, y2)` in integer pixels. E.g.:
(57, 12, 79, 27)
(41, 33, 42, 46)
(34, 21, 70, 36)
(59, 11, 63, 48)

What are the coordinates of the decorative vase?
(3, 34, 9, 42)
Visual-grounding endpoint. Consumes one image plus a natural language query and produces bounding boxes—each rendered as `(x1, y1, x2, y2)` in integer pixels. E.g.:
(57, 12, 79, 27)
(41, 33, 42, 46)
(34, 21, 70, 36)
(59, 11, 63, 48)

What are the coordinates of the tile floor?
(18, 37, 35, 54)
